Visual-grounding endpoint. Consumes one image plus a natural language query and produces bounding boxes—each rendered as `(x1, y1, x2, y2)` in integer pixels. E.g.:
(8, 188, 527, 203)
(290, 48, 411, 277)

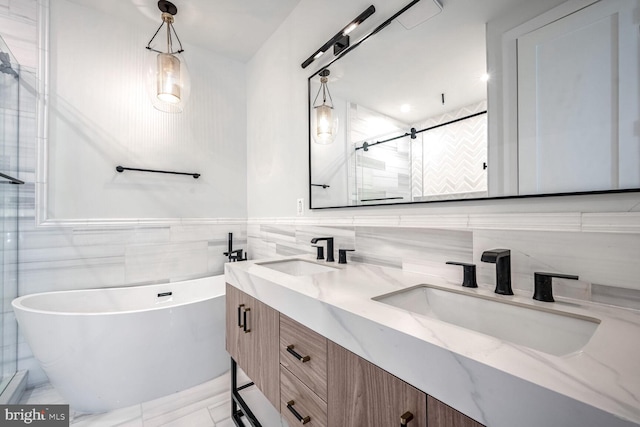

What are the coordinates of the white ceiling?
(68, 0, 302, 62)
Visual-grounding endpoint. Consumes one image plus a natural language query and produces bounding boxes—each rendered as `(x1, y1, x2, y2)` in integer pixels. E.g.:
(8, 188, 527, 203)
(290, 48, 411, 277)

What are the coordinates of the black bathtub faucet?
(224, 232, 247, 262)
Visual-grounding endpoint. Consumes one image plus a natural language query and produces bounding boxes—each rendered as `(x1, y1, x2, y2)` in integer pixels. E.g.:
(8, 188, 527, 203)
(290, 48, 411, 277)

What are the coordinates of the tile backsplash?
(247, 217, 640, 311)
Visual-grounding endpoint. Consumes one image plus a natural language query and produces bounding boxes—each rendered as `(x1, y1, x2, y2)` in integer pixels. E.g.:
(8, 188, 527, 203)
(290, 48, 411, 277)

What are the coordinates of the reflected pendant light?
(312, 69, 339, 144)
(145, 0, 190, 113)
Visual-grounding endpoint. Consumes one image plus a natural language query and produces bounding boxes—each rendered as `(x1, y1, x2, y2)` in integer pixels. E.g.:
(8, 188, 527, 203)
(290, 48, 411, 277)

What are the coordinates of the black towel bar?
(116, 166, 200, 179)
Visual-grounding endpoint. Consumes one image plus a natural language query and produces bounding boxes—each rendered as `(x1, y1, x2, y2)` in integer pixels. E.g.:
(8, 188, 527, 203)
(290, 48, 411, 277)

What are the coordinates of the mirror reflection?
(309, 0, 640, 208)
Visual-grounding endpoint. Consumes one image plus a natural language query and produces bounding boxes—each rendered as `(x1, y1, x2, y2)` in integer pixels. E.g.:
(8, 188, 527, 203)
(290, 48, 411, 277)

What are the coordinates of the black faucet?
(310, 237, 334, 262)
(224, 232, 247, 262)
(481, 249, 513, 295)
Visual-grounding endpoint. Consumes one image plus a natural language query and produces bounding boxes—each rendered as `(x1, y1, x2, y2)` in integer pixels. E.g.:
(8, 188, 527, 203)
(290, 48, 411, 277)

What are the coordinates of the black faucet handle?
(446, 261, 478, 288)
(338, 249, 355, 264)
(312, 245, 325, 260)
(533, 272, 579, 302)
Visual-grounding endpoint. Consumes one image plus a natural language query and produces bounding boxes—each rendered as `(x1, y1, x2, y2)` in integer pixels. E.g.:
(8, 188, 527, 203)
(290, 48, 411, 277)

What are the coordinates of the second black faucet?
(481, 249, 513, 295)
(310, 237, 334, 262)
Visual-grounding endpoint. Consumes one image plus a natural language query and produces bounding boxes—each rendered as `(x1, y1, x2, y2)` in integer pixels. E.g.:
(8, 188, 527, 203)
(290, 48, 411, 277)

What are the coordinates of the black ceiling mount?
(158, 0, 177, 16)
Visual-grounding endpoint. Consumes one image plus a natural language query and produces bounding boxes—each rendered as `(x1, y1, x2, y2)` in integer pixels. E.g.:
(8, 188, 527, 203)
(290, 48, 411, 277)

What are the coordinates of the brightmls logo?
(1, 405, 68, 426)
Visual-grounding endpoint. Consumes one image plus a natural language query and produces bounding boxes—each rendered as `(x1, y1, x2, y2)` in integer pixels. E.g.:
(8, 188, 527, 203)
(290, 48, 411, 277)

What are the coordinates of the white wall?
(47, 0, 247, 220)
(246, 0, 640, 218)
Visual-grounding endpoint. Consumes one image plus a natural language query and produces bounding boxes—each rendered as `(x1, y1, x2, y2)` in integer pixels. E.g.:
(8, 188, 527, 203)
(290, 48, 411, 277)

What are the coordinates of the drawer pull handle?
(243, 308, 251, 333)
(400, 411, 414, 426)
(287, 345, 311, 363)
(237, 304, 245, 328)
(286, 400, 311, 424)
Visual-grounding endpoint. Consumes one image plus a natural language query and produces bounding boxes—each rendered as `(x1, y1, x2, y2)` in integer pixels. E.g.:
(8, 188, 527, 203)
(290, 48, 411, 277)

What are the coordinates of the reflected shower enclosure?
(0, 33, 21, 396)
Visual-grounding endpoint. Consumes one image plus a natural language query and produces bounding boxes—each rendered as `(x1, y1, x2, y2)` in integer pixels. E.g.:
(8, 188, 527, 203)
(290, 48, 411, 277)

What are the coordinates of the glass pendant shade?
(157, 53, 181, 103)
(145, 2, 190, 113)
(312, 69, 339, 144)
(146, 51, 190, 113)
(314, 104, 339, 144)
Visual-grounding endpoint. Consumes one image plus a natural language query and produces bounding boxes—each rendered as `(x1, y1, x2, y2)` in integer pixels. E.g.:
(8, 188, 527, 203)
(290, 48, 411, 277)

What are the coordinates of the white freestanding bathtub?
(12, 275, 228, 413)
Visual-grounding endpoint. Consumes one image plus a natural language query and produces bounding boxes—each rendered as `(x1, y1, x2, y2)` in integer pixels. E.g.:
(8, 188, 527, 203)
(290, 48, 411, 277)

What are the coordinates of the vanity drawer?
(280, 315, 328, 401)
(281, 365, 327, 427)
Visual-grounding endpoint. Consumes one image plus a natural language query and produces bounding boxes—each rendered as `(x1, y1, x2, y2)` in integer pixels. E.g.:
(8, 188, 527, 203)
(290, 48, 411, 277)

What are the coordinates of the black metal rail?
(116, 166, 200, 179)
(355, 110, 488, 152)
(0, 172, 24, 185)
(360, 196, 404, 202)
(231, 358, 262, 427)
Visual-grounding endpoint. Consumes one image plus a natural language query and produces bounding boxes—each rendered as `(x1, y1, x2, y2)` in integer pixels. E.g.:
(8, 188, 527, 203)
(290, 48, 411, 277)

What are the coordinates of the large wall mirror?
(308, 0, 640, 208)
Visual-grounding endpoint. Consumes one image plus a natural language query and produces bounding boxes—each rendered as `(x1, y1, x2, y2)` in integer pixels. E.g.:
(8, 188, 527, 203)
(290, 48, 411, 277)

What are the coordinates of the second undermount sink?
(373, 285, 600, 356)
(256, 259, 338, 276)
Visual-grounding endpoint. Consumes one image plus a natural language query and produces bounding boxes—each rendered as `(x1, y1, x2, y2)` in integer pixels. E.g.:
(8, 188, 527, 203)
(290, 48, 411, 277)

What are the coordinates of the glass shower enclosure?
(0, 34, 22, 396)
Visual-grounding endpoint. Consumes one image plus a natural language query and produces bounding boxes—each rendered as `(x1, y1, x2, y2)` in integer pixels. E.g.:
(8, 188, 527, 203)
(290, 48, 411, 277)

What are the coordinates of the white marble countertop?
(225, 255, 640, 427)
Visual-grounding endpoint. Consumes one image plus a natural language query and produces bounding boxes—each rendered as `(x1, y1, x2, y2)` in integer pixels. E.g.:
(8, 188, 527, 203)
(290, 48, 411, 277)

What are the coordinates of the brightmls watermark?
(1, 405, 69, 426)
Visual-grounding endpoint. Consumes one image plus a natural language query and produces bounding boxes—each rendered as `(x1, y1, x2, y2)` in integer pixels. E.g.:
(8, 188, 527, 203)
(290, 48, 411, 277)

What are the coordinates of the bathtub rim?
(12, 274, 226, 316)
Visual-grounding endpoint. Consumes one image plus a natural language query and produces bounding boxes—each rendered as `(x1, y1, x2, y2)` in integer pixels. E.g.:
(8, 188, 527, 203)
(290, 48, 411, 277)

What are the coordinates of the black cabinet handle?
(237, 304, 245, 328)
(400, 411, 414, 426)
(286, 345, 311, 363)
(243, 308, 251, 333)
(286, 400, 310, 424)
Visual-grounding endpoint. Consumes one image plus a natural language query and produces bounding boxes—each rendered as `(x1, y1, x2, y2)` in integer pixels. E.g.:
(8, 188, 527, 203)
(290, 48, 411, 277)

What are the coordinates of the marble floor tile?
(19, 373, 240, 427)
(158, 408, 215, 427)
(16, 371, 288, 426)
(19, 383, 66, 405)
(208, 400, 231, 424)
(71, 404, 142, 427)
(141, 373, 230, 421)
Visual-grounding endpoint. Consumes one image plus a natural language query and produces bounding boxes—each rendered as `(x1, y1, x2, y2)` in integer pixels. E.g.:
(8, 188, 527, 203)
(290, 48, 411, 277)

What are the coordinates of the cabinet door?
(327, 342, 427, 427)
(428, 396, 485, 427)
(225, 283, 248, 363)
(225, 284, 280, 409)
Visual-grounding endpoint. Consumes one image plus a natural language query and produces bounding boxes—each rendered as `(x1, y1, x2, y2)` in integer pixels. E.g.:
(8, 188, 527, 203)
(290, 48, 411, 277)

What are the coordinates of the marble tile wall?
(248, 218, 640, 311)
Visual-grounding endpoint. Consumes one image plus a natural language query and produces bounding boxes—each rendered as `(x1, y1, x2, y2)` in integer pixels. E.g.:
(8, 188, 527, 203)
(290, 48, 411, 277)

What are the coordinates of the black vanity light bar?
(301, 5, 376, 69)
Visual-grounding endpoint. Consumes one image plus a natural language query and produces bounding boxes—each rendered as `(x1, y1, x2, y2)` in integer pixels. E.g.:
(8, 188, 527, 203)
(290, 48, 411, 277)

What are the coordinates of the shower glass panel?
(353, 137, 412, 205)
(0, 34, 20, 395)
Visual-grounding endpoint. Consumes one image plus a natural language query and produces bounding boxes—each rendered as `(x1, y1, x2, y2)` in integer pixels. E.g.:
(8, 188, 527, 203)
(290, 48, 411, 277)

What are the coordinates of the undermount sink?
(256, 259, 338, 276)
(373, 285, 600, 356)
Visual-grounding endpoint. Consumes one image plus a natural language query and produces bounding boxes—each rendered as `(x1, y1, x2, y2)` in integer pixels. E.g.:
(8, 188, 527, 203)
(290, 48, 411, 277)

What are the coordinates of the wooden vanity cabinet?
(225, 284, 280, 408)
(327, 341, 428, 427)
(226, 284, 485, 427)
(428, 396, 486, 427)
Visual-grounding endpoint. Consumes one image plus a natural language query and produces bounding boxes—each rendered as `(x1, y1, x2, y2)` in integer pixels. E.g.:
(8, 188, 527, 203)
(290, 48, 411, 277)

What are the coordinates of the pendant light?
(312, 69, 339, 145)
(145, 0, 190, 113)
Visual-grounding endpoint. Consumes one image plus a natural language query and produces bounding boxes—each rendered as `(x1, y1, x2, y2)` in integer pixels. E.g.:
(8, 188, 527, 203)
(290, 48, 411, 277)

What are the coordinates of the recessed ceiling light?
(481, 73, 490, 82)
(400, 104, 411, 113)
